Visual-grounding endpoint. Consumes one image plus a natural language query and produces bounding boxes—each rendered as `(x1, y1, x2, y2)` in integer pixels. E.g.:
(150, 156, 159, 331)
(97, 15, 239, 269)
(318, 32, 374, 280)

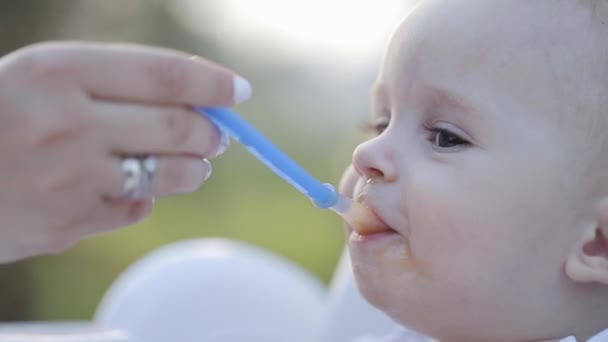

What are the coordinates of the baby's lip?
(345, 201, 396, 236)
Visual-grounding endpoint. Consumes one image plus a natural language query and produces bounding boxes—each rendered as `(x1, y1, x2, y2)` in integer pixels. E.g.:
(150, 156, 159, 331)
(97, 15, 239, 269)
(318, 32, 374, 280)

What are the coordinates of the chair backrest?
(95, 239, 327, 342)
(95, 239, 401, 342)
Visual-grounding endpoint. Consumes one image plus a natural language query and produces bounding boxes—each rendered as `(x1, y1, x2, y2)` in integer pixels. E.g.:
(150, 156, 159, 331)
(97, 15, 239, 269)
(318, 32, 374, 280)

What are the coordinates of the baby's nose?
(352, 138, 398, 182)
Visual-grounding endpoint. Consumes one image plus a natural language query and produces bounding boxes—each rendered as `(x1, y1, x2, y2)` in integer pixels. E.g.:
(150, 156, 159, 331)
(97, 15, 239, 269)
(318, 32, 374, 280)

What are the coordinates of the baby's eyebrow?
(369, 82, 485, 121)
(429, 87, 473, 112)
(427, 86, 483, 120)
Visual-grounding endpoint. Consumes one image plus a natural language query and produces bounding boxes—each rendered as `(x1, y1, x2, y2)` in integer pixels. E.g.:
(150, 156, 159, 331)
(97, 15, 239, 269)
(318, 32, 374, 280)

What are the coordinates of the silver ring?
(120, 156, 157, 199)
(140, 155, 158, 195)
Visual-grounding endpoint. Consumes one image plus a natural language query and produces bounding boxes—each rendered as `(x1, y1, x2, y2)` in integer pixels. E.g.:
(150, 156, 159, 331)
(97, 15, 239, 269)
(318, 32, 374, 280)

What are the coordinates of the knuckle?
(0, 102, 86, 152)
(31, 96, 88, 148)
(1, 110, 36, 147)
(45, 170, 83, 194)
(164, 109, 194, 147)
(5, 44, 88, 148)
(202, 72, 231, 105)
(164, 162, 189, 191)
(150, 58, 191, 100)
(14, 43, 74, 80)
(32, 109, 86, 148)
(213, 73, 233, 104)
(161, 161, 203, 194)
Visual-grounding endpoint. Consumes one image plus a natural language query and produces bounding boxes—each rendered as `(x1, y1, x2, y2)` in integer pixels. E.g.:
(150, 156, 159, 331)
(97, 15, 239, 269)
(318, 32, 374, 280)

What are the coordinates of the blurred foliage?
(0, 0, 373, 320)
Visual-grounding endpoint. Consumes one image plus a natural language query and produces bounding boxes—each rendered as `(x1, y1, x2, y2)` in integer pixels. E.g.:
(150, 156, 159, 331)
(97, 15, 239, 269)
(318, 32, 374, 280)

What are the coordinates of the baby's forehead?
(380, 0, 605, 122)
(387, 0, 595, 73)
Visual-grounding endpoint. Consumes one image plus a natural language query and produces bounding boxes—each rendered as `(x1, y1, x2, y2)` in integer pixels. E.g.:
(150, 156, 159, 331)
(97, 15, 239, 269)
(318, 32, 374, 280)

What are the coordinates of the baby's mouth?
(344, 201, 396, 236)
(344, 177, 396, 236)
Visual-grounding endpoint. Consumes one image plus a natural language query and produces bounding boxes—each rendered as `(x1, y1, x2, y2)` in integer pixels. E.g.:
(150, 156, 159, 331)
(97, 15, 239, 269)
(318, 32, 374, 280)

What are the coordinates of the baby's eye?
(428, 128, 471, 149)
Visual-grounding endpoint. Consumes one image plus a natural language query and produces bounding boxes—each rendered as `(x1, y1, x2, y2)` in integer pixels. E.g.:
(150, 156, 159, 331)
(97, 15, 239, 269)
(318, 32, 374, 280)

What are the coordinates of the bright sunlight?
(172, 0, 409, 66)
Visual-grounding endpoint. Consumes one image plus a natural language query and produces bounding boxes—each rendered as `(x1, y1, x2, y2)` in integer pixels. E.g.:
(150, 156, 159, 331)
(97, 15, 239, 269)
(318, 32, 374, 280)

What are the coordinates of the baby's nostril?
(368, 168, 384, 179)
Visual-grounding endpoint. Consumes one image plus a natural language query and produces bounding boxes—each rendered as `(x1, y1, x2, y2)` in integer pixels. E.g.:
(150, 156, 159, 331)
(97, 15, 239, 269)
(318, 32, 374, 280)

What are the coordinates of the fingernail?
(233, 75, 252, 104)
(210, 126, 231, 158)
(202, 158, 213, 182)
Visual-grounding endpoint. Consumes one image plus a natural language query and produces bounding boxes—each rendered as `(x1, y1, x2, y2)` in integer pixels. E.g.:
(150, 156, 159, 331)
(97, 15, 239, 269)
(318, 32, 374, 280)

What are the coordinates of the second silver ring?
(121, 155, 158, 199)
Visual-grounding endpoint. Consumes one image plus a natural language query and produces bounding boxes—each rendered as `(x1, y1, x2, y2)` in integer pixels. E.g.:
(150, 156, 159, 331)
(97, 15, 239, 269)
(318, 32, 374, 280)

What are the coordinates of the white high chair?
(94, 239, 399, 342)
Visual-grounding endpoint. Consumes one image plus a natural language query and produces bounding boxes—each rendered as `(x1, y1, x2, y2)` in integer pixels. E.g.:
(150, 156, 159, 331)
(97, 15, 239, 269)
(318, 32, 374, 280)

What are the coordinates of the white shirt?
(354, 327, 608, 342)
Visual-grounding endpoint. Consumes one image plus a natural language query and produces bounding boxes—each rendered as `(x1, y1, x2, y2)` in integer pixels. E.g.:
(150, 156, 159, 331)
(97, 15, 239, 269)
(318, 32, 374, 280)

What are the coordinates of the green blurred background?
(0, 0, 408, 320)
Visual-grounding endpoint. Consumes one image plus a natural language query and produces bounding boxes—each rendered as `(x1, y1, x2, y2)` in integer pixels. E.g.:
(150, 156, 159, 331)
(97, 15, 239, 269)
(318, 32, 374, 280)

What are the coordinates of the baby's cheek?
(406, 187, 487, 279)
(407, 186, 531, 305)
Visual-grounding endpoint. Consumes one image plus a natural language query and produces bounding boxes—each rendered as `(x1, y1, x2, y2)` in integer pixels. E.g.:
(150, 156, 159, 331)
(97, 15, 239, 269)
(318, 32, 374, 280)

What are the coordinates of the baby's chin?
(351, 249, 439, 340)
(348, 233, 417, 306)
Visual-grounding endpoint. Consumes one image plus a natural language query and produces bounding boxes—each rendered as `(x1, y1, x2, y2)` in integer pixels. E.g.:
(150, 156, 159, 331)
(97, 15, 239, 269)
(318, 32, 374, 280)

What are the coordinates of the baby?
(339, 0, 608, 341)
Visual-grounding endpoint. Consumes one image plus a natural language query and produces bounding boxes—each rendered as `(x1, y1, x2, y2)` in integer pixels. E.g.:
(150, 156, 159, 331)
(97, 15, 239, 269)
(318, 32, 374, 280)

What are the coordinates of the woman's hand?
(0, 42, 251, 262)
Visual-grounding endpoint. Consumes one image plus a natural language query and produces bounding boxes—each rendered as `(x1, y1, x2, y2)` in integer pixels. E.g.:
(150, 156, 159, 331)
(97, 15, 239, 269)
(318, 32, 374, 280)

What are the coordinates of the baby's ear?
(565, 199, 608, 284)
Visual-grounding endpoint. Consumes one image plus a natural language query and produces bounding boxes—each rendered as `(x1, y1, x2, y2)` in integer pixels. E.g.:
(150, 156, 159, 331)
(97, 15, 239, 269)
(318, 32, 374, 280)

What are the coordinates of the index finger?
(21, 42, 252, 106)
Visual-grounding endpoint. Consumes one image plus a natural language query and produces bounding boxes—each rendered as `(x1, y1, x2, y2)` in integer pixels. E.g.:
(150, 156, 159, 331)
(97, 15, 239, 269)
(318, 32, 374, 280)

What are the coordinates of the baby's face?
(340, 0, 604, 340)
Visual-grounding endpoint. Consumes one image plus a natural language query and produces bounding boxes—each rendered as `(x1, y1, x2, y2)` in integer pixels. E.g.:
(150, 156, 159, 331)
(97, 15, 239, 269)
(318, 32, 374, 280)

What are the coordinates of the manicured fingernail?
(202, 158, 213, 182)
(233, 75, 252, 104)
(210, 126, 231, 158)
